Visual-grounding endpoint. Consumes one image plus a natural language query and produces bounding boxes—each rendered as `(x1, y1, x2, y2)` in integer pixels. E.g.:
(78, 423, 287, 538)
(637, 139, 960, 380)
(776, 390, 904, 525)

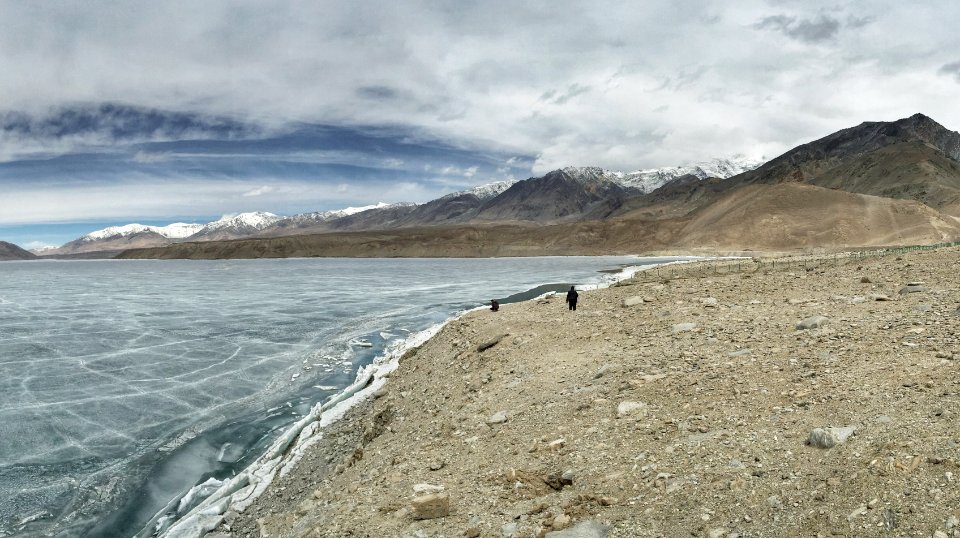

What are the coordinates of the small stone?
(672, 322, 697, 333)
(807, 428, 835, 449)
(933, 531, 948, 538)
(899, 285, 926, 294)
(708, 529, 728, 538)
(412, 483, 444, 494)
(547, 438, 566, 451)
(552, 513, 571, 529)
(701, 297, 718, 307)
(561, 470, 575, 485)
(477, 333, 508, 352)
(486, 411, 508, 425)
(766, 495, 783, 509)
(616, 401, 647, 418)
(411, 492, 450, 520)
(593, 364, 618, 379)
(622, 296, 644, 307)
(848, 505, 867, 520)
(464, 527, 482, 538)
(501, 522, 518, 538)
(545, 520, 611, 537)
(796, 315, 829, 330)
(947, 515, 959, 529)
(871, 293, 892, 301)
(860, 276, 872, 283)
(807, 426, 855, 448)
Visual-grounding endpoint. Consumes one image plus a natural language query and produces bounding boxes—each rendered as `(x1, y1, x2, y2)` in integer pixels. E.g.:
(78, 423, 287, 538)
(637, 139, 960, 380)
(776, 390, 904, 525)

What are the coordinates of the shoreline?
(210, 246, 960, 537)
(153, 256, 670, 538)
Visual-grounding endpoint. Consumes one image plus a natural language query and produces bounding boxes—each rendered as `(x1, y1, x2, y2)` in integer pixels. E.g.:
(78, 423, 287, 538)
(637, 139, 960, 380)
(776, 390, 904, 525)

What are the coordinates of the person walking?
(566, 286, 579, 311)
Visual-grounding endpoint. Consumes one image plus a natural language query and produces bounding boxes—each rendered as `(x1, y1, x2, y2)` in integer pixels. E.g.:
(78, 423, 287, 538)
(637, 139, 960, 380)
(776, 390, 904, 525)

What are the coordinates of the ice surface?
(0, 255, 685, 537)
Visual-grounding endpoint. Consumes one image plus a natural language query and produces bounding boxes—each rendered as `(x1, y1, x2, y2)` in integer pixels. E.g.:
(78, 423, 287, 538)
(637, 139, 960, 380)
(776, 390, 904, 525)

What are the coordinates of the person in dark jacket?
(490, 299, 499, 312)
(566, 286, 578, 311)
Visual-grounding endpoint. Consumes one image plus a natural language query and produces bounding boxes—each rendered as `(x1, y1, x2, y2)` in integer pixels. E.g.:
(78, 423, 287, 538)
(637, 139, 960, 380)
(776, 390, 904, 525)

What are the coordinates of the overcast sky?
(2, 0, 960, 247)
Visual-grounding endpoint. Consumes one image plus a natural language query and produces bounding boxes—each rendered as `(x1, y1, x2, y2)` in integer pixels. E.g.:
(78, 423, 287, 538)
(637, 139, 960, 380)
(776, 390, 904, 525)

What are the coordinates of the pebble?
(622, 296, 644, 307)
(807, 426, 856, 448)
(544, 520, 611, 537)
(410, 493, 449, 520)
(796, 315, 829, 330)
(899, 285, 927, 294)
(501, 522, 518, 538)
(486, 411, 508, 425)
(672, 322, 697, 333)
(701, 297, 718, 307)
(870, 293, 892, 301)
(477, 333, 508, 352)
(616, 401, 648, 418)
(412, 483, 444, 494)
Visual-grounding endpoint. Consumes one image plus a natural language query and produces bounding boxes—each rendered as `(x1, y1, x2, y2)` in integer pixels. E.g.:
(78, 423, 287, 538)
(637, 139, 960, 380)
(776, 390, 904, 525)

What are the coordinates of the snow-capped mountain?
(80, 222, 204, 242)
(283, 203, 394, 224)
(200, 212, 282, 231)
(608, 156, 764, 193)
(186, 212, 285, 241)
(37, 155, 765, 257)
(443, 180, 517, 200)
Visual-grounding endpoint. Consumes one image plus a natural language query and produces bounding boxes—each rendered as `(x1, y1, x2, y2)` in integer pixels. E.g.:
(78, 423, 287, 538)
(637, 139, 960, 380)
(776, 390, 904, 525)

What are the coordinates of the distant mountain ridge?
(45, 156, 756, 255)
(0, 241, 37, 261)
(118, 112, 960, 258)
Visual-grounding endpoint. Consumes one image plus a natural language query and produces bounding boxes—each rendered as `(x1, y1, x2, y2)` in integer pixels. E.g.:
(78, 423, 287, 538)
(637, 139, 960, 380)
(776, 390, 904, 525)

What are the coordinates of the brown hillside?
(676, 183, 960, 250)
(808, 141, 960, 216)
(118, 222, 677, 259)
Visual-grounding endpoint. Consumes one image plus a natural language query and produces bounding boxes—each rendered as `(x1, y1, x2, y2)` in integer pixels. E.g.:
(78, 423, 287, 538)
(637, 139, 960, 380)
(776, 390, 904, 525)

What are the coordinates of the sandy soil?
(211, 247, 960, 538)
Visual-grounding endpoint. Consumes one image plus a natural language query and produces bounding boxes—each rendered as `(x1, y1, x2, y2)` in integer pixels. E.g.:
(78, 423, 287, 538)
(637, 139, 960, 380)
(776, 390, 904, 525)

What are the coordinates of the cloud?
(242, 185, 274, 197)
(753, 15, 841, 43)
(939, 61, 960, 82)
(539, 84, 591, 105)
(0, 1, 957, 197)
(132, 150, 169, 163)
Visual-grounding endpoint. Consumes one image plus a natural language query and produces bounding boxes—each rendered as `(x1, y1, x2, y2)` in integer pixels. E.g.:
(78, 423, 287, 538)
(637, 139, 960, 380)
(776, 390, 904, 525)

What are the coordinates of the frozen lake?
(0, 256, 685, 536)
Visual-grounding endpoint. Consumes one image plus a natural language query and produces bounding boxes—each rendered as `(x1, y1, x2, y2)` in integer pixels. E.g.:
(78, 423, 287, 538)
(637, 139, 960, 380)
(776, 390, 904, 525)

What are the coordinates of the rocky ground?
(212, 247, 960, 538)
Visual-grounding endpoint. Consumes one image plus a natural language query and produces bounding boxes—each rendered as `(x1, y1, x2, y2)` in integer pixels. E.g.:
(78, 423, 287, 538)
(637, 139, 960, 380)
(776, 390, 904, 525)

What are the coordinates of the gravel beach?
(212, 247, 960, 538)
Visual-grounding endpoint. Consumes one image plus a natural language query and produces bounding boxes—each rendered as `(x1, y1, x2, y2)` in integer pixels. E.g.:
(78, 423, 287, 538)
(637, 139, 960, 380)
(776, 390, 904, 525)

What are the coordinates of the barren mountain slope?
(117, 221, 677, 259)
(807, 141, 960, 216)
(0, 241, 37, 260)
(675, 183, 960, 250)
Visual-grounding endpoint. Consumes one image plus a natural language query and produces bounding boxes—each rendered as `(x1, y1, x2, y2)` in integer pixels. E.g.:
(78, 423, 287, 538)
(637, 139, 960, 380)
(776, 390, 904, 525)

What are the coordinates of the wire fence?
(630, 241, 960, 283)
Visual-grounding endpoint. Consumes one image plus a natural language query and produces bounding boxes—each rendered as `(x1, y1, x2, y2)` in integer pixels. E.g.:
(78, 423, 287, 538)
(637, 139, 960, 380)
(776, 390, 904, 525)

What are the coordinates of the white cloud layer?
(0, 179, 445, 226)
(0, 2, 958, 172)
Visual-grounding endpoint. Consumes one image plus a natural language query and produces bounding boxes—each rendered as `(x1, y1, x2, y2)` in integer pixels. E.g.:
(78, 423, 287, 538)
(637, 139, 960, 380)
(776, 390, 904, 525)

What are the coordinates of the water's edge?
(146, 257, 698, 538)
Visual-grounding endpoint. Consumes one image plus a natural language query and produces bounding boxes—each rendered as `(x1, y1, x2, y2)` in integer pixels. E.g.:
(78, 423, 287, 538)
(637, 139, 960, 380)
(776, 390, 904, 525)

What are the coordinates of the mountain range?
(36, 157, 761, 256)
(12, 113, 960, 260)
(115, 113, 960, 258)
